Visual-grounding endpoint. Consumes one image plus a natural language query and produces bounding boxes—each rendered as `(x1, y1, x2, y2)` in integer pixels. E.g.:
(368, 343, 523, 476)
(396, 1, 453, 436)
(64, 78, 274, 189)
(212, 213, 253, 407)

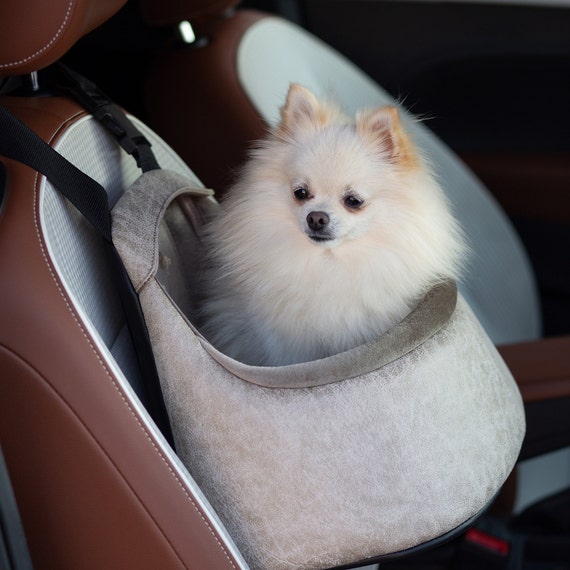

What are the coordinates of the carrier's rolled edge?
(193, 279, 458, 388)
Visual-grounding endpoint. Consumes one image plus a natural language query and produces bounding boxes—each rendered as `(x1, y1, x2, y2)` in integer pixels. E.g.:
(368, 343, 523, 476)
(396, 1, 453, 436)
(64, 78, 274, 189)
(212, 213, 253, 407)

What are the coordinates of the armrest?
(499, 336, 570, 460)
(498, 336, 570, 403)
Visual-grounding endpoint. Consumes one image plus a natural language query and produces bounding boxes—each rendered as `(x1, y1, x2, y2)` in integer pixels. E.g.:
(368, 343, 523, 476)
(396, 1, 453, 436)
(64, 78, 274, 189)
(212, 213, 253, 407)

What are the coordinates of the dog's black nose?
(307, 211, 330, 231)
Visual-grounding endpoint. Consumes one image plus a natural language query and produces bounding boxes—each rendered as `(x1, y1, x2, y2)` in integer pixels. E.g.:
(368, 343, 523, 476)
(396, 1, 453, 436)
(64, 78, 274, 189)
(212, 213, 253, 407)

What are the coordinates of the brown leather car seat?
(1, 1, 568, 568)
(0, 1, 244, 568)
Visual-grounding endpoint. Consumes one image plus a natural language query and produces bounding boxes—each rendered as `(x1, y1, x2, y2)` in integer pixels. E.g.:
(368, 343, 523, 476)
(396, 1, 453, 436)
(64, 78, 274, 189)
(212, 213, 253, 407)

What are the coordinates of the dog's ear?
(357, 106, 418, 168)
(278, 84, 324, 137)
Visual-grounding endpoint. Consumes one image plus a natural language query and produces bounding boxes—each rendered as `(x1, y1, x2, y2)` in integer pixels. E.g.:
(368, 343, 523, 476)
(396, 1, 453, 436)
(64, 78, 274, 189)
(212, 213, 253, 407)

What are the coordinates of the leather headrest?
(140, 0, 241, 27)
(0, 0, 127, 76)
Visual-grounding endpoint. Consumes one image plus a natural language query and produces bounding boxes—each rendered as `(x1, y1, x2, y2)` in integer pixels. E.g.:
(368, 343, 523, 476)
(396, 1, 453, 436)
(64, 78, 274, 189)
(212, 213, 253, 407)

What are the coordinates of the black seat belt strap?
(0, 104, 112, 241)
(0, 104, 174, 447)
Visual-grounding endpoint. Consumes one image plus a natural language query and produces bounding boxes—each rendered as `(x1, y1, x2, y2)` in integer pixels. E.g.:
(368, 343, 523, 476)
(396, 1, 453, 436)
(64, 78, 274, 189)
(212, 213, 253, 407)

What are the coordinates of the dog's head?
(275, 84, 421, 248)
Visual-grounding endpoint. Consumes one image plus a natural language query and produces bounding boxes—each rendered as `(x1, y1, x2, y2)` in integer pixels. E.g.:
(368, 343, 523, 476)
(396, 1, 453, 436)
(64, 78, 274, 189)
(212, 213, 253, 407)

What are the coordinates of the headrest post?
(27, 72, 40, 92)
(176, 20, 209, 48)
(178, 20, 197, 44)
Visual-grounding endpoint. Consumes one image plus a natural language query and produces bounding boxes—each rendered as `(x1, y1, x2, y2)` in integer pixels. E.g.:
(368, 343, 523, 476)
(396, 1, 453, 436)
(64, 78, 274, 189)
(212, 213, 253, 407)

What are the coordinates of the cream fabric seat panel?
(237, 17, 541, 346)
(42, 115, 203, 362)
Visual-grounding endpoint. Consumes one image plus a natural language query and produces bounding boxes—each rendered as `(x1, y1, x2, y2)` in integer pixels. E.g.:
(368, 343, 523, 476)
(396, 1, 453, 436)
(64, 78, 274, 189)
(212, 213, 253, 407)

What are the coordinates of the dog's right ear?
(277, 84, 323, 138)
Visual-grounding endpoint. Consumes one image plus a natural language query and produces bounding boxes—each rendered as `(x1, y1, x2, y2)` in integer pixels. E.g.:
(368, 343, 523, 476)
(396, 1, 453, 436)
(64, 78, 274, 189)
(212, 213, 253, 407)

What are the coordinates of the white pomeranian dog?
(199, 84, 466, 366)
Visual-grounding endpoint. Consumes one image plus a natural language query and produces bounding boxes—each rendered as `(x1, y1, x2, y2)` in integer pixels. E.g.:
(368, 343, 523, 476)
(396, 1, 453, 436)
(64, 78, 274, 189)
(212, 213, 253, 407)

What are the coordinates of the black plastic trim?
(0, 161, 7, 218)
(325, 494, 498, 570)
(0, 447, 34, 570)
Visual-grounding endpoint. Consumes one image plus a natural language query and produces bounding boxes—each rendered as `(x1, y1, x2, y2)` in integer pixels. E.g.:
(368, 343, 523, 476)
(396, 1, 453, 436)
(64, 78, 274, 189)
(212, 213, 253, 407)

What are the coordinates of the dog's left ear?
(357, 106, 417, 168)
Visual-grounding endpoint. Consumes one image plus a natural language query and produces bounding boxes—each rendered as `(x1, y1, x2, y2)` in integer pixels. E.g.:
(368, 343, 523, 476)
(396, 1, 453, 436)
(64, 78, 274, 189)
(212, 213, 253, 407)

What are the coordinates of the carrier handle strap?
(55, 62, 160, 173)
(0, 104, 175, 447)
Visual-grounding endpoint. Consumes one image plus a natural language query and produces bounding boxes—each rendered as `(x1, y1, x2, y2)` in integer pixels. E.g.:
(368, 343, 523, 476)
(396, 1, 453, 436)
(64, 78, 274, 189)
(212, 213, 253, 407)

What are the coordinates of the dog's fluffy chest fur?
(203, 243, 414, 366)
(198, 85, 465, 366)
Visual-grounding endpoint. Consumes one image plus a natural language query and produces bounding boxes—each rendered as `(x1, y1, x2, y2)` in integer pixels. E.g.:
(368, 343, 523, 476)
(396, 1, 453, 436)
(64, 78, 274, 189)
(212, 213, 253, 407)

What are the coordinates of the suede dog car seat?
(108, 169, 525, 569)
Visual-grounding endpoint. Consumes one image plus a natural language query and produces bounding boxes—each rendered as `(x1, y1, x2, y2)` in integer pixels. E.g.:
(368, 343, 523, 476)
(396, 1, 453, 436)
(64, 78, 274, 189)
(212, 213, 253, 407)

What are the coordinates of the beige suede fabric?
(112, 170, 526, 570)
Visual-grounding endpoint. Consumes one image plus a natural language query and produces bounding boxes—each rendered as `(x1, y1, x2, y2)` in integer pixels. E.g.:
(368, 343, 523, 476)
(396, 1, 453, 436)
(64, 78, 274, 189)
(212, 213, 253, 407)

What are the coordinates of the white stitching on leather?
(0, 0, 74, 69)
(31, 119, 239, 570)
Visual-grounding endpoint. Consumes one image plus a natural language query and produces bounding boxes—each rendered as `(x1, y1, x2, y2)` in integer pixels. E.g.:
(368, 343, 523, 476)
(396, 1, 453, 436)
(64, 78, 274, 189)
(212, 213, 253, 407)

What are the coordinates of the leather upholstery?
(499, 336, 570, 402)
(461, 152, 570, 223)
(0, 0, 127, 75)
(0, 96, 242, 569)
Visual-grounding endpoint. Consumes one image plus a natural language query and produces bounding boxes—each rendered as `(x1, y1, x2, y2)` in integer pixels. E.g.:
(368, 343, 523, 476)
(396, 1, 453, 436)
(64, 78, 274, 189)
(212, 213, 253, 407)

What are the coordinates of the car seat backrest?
(142, 0, 542, 347)
(0, 1, 246, 568)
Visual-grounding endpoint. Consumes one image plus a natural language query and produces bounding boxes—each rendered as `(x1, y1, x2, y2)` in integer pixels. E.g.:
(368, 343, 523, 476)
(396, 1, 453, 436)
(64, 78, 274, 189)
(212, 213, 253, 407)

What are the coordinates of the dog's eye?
(294, 187, 310, 201)
(344, 195, 364, 209)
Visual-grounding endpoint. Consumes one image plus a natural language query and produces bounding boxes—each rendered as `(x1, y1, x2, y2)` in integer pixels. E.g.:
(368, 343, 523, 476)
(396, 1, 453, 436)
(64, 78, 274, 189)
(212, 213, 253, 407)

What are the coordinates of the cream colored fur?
(200, 84, 466, 366)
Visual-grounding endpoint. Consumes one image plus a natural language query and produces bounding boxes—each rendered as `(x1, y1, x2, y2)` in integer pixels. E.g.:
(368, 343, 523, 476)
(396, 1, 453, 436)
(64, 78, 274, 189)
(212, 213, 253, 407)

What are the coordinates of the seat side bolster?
(498, 336, 570, 402)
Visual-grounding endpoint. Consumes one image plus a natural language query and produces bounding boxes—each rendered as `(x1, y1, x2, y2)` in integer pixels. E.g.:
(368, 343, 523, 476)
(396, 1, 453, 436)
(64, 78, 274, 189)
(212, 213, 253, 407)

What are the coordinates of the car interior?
(1, 0, 569, 569)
